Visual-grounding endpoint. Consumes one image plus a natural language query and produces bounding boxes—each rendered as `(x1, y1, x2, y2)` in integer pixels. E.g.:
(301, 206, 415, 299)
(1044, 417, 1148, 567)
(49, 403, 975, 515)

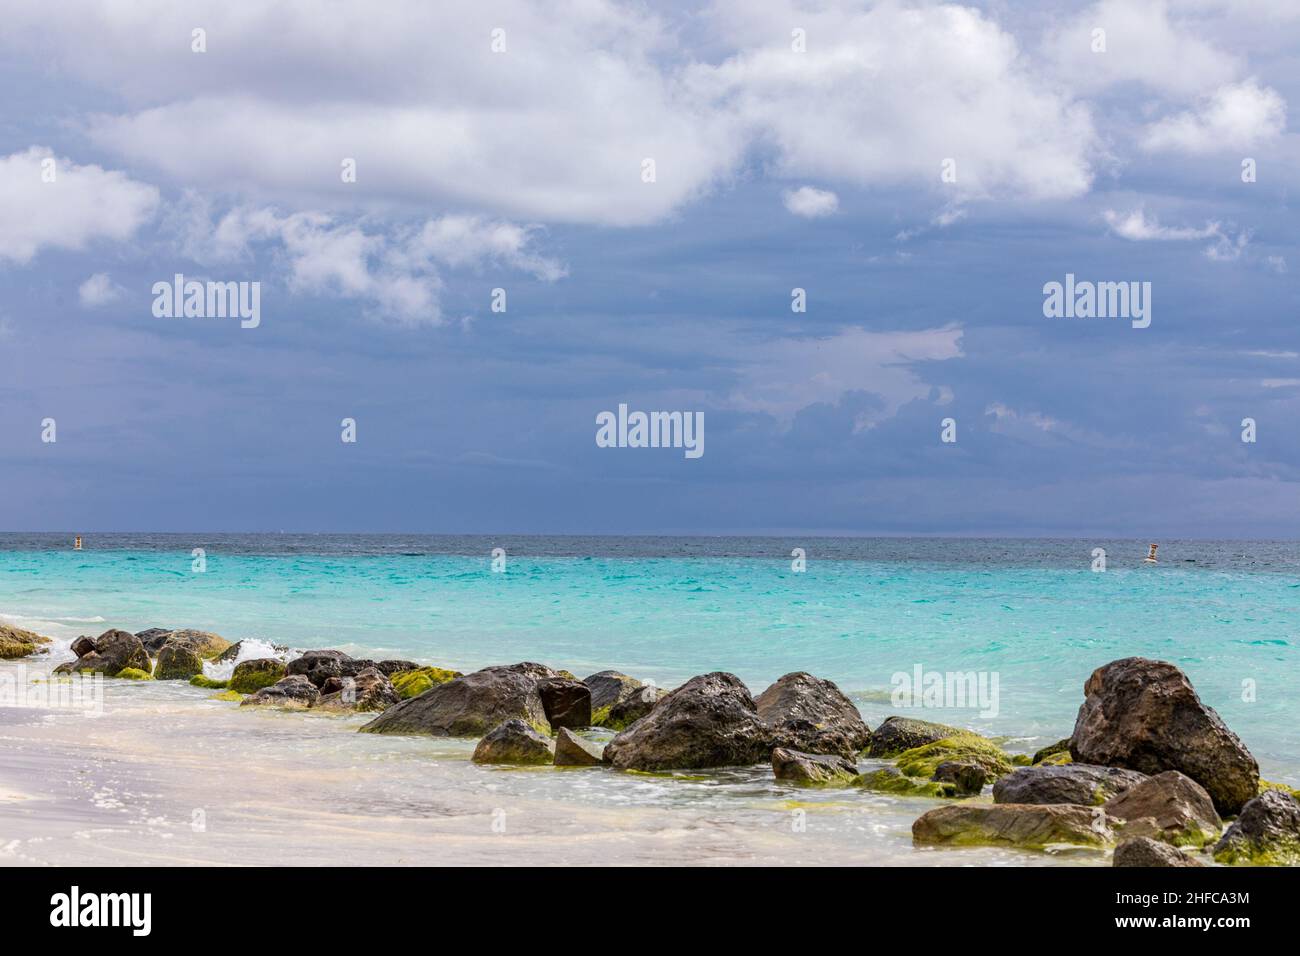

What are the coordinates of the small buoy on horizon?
(73, 535, 82, 550)
(1144, 543, 1158, 564)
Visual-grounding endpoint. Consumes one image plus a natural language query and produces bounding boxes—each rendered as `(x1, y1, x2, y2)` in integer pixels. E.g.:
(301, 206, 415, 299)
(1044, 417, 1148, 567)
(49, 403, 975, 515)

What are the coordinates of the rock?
(135, 628, 174, 654)
(1103, 771, 1222, 848)
(190, 674, 228, 689)
(912, 804, 1114, 850)
(317, 667, 400, 713)
(1114, 836, 1204, 867)
(160, 629, 231, 660)
(536, 676, 592, 730)
(1212, 790, 1300, 866)
(53, 629, 150, 676)
(932, 760, 988, 796)
(585, 670, 665, 729)
(894, 733, 1013, 780)
(70, 635, 96, 658)
(585, 670, 644, 711)
(602, 672, 774, 771)
(756, 672, 871, 758)
(472, 719, 555, 765)
(153, 641, 205, 681)
(0, 623, 53, 659)
(389, 666, 462, 699)
(359, 662, 557, 737)
(240, 675, 320, 709)
(213, 642, 244, 663)
(993, 764, 1147, 806)
(864, 716, 966, 757)
(554, 727, 604, 766)
(771, 747, 858, 786)
(375, 659, 419, 677)
(286, 649, 353, 687)
(1032, 739, 1072, 765)
(605, 685, 666, 729)
(856, 766, 953, 798)
(1070, 657, 1259, 815)
(229, 658, 288, 694)
(116, 667, 153, 680)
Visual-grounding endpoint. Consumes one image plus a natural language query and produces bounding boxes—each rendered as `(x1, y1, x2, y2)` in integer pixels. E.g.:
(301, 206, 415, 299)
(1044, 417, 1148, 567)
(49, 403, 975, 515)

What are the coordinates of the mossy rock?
(210, 689, 244, 702)
(1032, 738, 1072, 765)
(1011, 754, 1033, 766)
(390, 666, 462, 699)
(1037, 750, 1074, 766)
(1259, 779, 1300, 800)
(857, 767, 954, 798)
(0, 623, 53, 659)
(115, 667, 154, 680)
(894, 733, 1014, 780)
(229, 658, 286, 694)
(189, 674, 229, 689)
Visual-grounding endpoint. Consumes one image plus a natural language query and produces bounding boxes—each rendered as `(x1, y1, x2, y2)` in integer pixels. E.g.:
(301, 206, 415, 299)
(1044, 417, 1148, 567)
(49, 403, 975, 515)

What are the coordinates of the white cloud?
(1142, 80, 1287, 153)
(0, 147, 158, 264)
(1043, 0, 1239, 97)
(1102, 208, 1221, 241)
(782, 186, 839, 218)
(184, 204, 564, 325)
(0, 1, 1103, 225)
(696, 1, 1098, 201)
(78, 272, 125, 307)
(1102, 207, 1250, 261)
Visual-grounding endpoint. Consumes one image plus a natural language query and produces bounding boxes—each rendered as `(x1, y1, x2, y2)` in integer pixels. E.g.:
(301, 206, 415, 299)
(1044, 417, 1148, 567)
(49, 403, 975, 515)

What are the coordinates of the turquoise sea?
(2, 533, 1296, 785)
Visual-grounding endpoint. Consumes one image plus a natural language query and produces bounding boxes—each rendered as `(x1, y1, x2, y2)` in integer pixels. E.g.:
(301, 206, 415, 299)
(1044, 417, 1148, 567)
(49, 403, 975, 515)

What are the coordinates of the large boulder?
(585, 670, 643, 711)
(585, 670, 665, 729)
(1070, 657, 1258, 815)
(756, 672, 871, 758)
(1212, 790, 1300, 866)
(153, 641, 205, 681)
(135, 628, 175, 654)
(286, 650, 360, 687)
(54, 629, 150, 676)
(536, 676, 592, 730)
(864, 716, 966, 757)
(1114, 836, 1204, 867)
(606, 685, 666, 728)
(316, 667, 400, 713)
(160, 629, 231, 660)
(1103, 771, 1221, 848)
(602, 672, 774, 771)
(359, 663, 556, 737)
(240, 675, 320, 709)
(912, 804, 1115, 850)
(229, 658, 288, 694)
(993, 764, 1147, 806)
(771, 747, 858, 786)
(472, 719, 555, 765)
(554, 727, 604, 766)
(0, 623, 52, 659)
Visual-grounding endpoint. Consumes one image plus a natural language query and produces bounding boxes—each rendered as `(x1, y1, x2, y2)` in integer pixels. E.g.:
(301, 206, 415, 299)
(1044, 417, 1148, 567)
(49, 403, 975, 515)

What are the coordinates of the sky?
(0, 0, 1298, 537)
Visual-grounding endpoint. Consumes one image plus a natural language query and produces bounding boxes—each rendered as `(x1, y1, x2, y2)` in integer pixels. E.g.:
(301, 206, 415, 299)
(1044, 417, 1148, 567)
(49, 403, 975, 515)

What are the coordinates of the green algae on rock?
(0, 623, 53, 659)
(893, 733, 1014, 780)
(390, 666, 462, 699)
(912, 803, 1115, 850)
(190, 674, 229, 689)
(229, 658, 287, 694)
(115, 667, 154, 680)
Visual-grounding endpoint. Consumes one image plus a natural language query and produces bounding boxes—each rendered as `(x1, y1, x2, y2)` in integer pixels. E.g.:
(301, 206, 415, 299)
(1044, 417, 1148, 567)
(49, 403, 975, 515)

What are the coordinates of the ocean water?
(1, 534, 1296, 866)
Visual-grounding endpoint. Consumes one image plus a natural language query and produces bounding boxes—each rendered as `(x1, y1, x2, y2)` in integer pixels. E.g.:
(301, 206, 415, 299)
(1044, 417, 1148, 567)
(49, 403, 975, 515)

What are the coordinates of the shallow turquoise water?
(2, 535, 1296, 783)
